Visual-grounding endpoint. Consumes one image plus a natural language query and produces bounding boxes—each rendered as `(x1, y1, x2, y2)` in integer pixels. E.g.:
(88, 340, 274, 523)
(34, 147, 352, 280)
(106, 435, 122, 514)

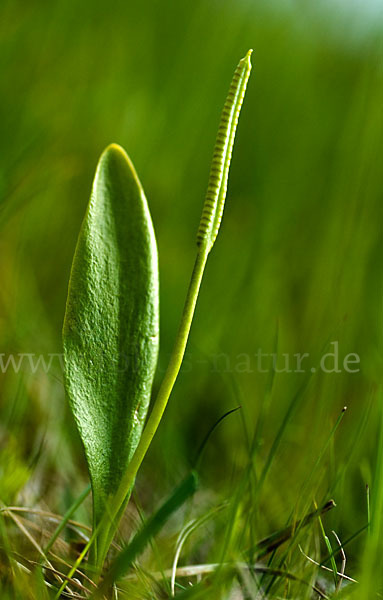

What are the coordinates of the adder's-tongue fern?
(74, 51, 253, 573)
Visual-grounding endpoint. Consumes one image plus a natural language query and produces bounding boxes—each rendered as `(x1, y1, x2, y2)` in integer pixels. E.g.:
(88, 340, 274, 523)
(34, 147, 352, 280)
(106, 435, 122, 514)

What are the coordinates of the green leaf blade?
(63, 143, 159, 524)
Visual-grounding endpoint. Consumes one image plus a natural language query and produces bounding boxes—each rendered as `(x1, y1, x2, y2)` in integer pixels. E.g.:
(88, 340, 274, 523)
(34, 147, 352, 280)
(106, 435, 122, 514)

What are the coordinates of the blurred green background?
(0, 0, 382, 585)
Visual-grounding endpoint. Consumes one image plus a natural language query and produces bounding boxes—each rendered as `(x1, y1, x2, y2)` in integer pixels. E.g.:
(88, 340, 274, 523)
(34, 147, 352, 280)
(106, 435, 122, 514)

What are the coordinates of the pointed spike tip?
(242, 49, 253, 66)
(238, 49, 253, 73)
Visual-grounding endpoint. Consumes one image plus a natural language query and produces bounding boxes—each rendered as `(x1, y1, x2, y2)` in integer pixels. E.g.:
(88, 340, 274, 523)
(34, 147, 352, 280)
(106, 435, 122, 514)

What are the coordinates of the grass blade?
(94, 472, 198, 596)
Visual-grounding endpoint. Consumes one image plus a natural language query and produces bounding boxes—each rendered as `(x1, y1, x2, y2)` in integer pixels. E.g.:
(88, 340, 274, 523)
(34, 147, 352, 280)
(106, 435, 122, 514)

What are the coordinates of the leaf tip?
(101, 143, 130, 165)
(98, 143, 143, 194)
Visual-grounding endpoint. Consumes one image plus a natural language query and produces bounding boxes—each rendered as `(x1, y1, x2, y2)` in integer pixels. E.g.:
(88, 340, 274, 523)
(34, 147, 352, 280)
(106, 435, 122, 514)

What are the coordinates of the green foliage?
(62, 144, 159, 526)
(0, 0, 382, 597)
